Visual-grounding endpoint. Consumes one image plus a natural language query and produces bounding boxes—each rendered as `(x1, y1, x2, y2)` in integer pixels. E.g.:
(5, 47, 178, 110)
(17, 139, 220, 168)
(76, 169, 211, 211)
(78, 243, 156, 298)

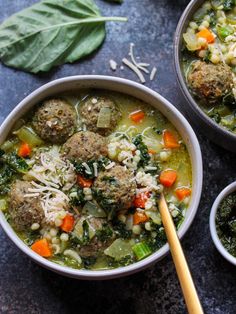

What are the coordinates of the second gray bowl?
(174, 0, 236, 152)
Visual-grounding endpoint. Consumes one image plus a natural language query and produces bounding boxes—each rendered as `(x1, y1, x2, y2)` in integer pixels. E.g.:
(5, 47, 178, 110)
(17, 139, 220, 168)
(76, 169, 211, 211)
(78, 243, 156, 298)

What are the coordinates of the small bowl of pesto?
(210, 181, 236, 265)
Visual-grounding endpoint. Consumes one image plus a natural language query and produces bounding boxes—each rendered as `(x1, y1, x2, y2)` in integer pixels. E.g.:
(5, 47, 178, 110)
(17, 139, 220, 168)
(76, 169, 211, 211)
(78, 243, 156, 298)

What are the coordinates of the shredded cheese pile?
(25, 146, 76, 223)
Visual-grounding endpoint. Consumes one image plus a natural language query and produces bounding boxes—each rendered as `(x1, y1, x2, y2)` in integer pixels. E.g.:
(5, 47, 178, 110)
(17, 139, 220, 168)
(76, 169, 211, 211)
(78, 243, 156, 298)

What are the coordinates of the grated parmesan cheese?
(122, 58, 146, 84)
(24, 147, 76, 223)
(109, 59, 117, 71)
(150, 67, 157, 81)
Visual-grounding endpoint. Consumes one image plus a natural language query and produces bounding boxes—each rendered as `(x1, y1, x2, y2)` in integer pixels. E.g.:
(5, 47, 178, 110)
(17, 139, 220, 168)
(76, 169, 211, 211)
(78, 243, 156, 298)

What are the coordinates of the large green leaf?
(0, 0, 126, 73)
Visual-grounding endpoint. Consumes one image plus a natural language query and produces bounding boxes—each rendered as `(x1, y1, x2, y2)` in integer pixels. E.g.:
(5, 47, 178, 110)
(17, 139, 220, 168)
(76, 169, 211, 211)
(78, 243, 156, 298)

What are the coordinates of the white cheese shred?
(122, 58, 146, 84)
(150, 67, 157, 81)
(109, 59, 117, 71)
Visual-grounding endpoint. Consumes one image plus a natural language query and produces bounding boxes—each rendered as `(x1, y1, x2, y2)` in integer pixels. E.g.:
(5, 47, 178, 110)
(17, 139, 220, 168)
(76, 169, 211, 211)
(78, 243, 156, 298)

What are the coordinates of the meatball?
(63, 131, 108, 162)
(78, 217, 113, 258)
(79, 95, 122, 136)
(93, 165, 137, 213)
(33, 98, 76, 144)
(8, 180, 44, 231)
(188, 61, 233, 105)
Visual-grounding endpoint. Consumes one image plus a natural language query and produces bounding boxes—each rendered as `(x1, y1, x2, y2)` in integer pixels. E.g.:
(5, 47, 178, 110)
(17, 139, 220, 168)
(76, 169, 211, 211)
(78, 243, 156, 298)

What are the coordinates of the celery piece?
(15, 126, 44, 147)
(0, 199, 7, 211)
(132, 242, 152, 261)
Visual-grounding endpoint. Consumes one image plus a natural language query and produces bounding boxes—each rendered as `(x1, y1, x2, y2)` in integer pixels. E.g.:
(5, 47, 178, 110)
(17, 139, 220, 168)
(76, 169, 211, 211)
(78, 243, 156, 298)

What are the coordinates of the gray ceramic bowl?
(0, 76, 203, 279)
(210, 181, 236, 266)
(174, 0, 236, 152)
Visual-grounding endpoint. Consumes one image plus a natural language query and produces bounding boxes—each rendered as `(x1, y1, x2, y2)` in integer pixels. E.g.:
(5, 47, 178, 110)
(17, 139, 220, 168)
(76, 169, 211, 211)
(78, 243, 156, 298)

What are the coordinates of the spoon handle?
(159, 194, 204, 314)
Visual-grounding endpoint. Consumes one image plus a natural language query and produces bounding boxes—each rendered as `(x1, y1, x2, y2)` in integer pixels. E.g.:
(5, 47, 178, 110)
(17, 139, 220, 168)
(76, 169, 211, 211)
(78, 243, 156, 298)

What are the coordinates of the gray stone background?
(0, 0, 236, 313)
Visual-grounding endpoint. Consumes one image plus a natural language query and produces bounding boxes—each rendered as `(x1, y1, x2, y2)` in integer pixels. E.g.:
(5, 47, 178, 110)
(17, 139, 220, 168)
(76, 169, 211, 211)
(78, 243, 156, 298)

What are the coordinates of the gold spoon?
(158, 193, 204, 314)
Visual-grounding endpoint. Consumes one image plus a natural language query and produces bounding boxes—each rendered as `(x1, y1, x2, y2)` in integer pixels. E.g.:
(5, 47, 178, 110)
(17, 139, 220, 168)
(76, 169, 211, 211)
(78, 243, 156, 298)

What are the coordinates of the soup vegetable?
(216, 191, 236, 257)
(182, 0, 236, 133)
(0, 91, 192, 270)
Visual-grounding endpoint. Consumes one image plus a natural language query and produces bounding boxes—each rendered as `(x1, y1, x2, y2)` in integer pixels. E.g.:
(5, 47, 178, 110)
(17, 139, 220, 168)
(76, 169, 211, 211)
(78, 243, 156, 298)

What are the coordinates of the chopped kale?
(133, 134, 150, 168)
(3, 153, 29, 174)
(0, 164, 15, 186)
(0, 149, 5, 158)
(108, 255, 133, 268)
(145, 161, 161, 176)
(69, 187, 85, 207)
(82, 220, 90, 245)
(208, 9, 217, 27)
(73, 157, 110, 179)
(203, 49, 212, 62)
(140, 224, 167, 251)
(223, 0, 235, 11)
(112, 220, 132, 239)
(22, 230, 40, 246)
(96, 224, 113, 242)
(92, 188, 117, 217)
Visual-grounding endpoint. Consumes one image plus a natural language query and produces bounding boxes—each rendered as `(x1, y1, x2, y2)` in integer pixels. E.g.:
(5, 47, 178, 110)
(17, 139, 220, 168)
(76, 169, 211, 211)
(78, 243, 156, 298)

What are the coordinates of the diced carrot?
(196, 28, 215, 44)
(31, 238, 52, 257)
(148, 149, 157, 155)
(163, 130, 180, 149)
(129, 110, 145, 123)
(175, 187, 191, 201)
(133, 211, 149, 225)
(77, 175, 93, 188)
(133, 192, 150, 209)
(61, 214, 75, 232)
(18, 142, 31, 157)
(159, 169, 177, 187)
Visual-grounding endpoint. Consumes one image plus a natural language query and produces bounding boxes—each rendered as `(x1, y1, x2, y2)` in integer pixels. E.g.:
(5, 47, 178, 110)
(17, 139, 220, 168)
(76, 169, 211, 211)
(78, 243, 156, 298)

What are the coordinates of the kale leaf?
(69, 187, 85, 207)
(223, 0, 235, 11)
(96, 224, 113, 242)
(112, 220, 132, 239)
(133, 134, 150, 168)
(73, 157, 110, 179)
(3, 152, 29, 173)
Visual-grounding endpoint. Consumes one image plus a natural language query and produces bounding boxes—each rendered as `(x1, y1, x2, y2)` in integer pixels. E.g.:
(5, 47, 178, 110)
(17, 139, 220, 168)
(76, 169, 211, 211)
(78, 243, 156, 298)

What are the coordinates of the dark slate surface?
(0, 0, 236, 313)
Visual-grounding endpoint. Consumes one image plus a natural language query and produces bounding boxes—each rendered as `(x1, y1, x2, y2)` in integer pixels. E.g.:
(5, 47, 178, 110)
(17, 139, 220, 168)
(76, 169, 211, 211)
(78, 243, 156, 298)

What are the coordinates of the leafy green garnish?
(69, 187, 85, 207)
(82, 220, 90, 245)
(4, 153, 29, 174)
(0, 0, 127, 73)
(73, 157, 110, 179)
(133, 134, 150, 168)
(96, 224, 113, 242)
(92, 188, 117, 218)
(203, 49, 212, 62)
(0, 152, 29, 194)
(223, 0, 235, 10)
(112, 220, 132, 239)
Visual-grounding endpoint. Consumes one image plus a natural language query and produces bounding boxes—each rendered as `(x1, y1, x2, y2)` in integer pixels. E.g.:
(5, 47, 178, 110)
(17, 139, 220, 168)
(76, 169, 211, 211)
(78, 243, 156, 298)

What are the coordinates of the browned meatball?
(79, 95, 122, 136)
(63, 131, 108, 162)
(188, 61, 233, 105)
(8, 180, 44, 231)
(33, 98, 76, 143)
(93, 165, 136, 213)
